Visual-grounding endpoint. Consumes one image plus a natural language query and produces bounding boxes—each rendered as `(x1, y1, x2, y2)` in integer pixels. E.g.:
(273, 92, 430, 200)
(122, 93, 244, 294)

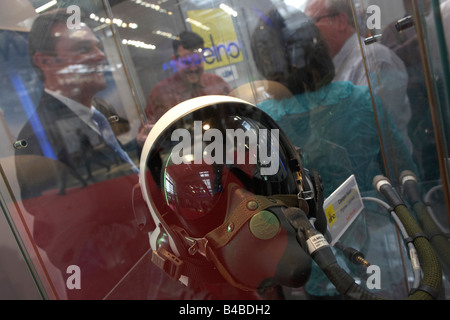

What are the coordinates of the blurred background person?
(305, 0, 413, 155)
(250, 5, 417, 299)
(137, 31, 231, 147)
(381, 0, 440, 182)
(250, 6, 416, 198)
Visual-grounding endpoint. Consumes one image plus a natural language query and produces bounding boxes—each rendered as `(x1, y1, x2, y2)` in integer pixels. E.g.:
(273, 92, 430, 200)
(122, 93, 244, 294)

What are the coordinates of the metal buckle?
(299, 190, 314, 201)
(174, 227, 209, 257)
(184, 236, 208, 257)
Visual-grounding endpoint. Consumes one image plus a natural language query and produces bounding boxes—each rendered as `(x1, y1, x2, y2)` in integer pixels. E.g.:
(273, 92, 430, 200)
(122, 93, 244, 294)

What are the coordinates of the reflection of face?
(175, 45, 204, 85)
(305, 0, 341, 57)
(49, 22, 107, 96)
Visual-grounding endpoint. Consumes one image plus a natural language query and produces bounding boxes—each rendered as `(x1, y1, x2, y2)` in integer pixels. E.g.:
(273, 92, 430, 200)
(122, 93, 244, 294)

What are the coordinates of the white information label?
(323, 175, 365, 246)
(306, 234, 330, 254)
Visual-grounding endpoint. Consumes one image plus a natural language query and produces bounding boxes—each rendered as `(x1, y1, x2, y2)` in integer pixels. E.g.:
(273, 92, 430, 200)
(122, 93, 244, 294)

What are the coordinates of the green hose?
(413, 202, 450, 270)
(394, 204, 442, 300)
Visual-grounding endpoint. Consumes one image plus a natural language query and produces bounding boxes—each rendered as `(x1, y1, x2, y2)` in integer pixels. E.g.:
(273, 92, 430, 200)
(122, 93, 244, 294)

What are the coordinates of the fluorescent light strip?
(122, 39, 156, 50)
(219, 3, 238, 17)
(35, 0, 58, 13)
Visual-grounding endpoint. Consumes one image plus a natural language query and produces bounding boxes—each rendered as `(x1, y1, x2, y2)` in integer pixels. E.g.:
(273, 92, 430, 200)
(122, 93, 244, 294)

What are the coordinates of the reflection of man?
(305, 0, 413, 153)
(14, 9, 148, 299)
(75, 128, 110, 182)
(138, 31, 231, 145)
(19, 9, 138, 187)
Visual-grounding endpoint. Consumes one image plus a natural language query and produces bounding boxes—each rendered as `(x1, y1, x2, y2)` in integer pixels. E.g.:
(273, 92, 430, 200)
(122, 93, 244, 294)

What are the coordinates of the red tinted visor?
(143, 101, 303, 237)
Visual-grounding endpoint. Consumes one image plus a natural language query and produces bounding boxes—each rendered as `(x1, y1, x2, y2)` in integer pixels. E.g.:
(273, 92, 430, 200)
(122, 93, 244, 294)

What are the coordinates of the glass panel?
(422, 0, 450, 216)
(0, 0, 448, 300)
(0, 0, 152, 300)
(0, 188, 44, 299)
(351, 0, 450, 298)
(354, 0, 449, 192)
(249, 0, 413, 299)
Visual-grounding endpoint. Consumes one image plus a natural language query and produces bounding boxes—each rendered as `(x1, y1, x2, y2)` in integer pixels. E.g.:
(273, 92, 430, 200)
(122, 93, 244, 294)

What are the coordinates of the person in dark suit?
(13, 8, 153, 299)
(75, 128, 110, 182)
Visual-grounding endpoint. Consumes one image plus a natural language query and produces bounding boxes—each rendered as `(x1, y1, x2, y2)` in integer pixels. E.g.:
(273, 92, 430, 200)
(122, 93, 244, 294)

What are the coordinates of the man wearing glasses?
(305, 0, 413, 154)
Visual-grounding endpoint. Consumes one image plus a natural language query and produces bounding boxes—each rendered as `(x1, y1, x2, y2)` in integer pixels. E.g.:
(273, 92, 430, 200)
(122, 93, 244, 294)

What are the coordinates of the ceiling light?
(35, 0, 57, 13)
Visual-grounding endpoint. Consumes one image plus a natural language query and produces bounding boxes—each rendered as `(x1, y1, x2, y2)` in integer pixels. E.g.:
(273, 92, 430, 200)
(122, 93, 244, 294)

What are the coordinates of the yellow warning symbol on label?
(325, 204, 337, 227)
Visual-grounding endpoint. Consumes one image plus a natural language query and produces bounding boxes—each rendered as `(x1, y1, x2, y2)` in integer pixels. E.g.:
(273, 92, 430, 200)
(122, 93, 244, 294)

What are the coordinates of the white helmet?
(139, 95, 325, 293)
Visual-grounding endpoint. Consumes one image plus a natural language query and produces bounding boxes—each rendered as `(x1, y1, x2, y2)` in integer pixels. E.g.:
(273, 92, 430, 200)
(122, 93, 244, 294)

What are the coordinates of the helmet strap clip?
(151, 247, 184, 281)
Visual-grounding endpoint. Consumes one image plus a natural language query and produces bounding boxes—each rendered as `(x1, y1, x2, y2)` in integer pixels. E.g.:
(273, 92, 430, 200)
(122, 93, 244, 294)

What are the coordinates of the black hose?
(283, 207, 382, 300)
(305, 228, 382, 300)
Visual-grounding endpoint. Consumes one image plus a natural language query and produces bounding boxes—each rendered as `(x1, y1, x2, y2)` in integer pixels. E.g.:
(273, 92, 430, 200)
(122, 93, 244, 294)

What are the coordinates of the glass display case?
(0, 0, 448, 300)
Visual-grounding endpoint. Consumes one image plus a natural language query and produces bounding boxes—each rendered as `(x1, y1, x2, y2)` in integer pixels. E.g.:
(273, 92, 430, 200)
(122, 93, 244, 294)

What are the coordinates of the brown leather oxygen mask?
(203, 185, 313, 291)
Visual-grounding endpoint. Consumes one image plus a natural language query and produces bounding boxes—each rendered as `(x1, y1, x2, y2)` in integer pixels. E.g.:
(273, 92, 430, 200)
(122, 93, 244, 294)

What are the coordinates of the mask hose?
(283, 207, 381, 300)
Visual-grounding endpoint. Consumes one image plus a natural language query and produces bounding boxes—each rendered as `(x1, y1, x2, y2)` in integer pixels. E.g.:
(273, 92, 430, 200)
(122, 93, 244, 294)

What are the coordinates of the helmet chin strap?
(204, 194, 286, 249)
(173, 189, 287, 291)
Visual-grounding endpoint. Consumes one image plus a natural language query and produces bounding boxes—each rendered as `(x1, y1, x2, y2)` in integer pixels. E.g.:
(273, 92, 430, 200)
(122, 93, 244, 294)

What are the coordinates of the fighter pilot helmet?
(139, 95, 326, 293)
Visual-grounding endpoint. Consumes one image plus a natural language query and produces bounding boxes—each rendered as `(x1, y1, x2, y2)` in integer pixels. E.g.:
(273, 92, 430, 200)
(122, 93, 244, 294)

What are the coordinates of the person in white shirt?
(305, 0, 413, 154)
(380, 0, 441, 182)
(441, 0, 450, 54)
